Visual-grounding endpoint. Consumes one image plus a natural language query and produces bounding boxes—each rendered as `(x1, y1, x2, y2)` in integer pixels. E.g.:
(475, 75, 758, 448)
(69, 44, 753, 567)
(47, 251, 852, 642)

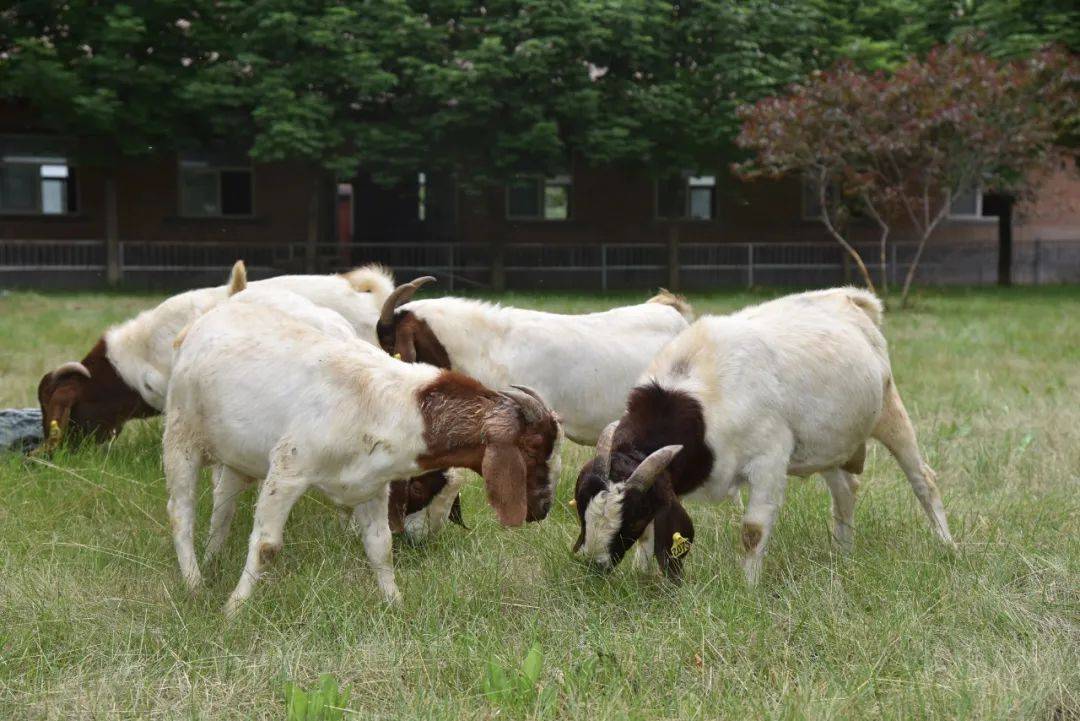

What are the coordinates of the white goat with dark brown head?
(572, 288, 955, 585)
(163, 288, 561, 615)
(376, 281, 693, 445)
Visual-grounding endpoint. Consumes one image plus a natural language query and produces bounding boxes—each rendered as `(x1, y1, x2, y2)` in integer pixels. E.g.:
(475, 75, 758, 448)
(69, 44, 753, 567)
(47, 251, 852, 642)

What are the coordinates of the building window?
(179, 153, 253, 217)
(0, 140, 78, 215)
(506, 174, 571, 220)
(656, 174, 715, 220)
(949, 184, 989, 219)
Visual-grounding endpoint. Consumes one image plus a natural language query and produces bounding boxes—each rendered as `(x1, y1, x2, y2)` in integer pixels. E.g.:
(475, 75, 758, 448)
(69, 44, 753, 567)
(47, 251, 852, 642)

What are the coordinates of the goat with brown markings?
(573, 288, 955, 586)
(164, 288, 561, 615)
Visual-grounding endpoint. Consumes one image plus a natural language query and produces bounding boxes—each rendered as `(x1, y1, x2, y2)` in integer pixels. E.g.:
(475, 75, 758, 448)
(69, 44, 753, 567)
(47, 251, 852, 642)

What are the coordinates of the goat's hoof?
(223, 596, 246, 619)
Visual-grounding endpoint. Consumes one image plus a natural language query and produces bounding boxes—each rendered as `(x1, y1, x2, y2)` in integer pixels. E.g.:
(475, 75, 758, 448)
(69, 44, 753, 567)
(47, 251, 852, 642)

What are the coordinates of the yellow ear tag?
(393, 353, 402, 360)
(48, 420, 62, 442)
(671, 531, 691, 558)
(568, 498, 576, 508)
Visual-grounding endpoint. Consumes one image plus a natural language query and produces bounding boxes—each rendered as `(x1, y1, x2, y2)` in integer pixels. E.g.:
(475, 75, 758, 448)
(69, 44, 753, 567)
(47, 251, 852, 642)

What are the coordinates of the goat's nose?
(585, 559, 614, 575)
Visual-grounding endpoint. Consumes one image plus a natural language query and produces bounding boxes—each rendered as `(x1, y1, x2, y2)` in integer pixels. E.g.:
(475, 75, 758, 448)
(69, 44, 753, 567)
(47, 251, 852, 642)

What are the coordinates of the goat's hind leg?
(224, 455, 308, 617)
(163, 421, 206, 593)
(873, 381, 955, 547)
(821, 467, 857, 553)
(204, 465, 252, 564)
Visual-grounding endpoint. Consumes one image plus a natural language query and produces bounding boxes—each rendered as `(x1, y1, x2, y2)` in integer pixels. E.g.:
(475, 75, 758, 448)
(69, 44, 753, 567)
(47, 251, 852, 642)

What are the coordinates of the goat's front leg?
(224, 467, 307, 618)
(406, 468, 468, 540)
(741, 454, 790, 587)
(352, 486, 402, 605)
(631, 521, 656, 575)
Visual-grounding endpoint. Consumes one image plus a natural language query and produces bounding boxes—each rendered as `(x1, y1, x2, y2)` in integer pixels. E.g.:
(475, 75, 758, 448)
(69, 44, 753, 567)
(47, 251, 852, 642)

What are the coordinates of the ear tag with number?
(671, 531, 691, 558)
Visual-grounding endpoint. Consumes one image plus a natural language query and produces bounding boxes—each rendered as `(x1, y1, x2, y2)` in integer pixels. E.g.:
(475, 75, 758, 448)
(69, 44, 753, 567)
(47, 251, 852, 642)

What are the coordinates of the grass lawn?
(0, 286, 1078, 720)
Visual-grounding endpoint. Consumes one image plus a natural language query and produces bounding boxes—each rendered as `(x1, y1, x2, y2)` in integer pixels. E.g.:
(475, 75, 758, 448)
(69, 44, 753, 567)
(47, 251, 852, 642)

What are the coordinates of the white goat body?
(164, 289, 561, 614)
(575, 287, 954, 584)
(104, 265, 394, 411)
(398, 293, 690, 443)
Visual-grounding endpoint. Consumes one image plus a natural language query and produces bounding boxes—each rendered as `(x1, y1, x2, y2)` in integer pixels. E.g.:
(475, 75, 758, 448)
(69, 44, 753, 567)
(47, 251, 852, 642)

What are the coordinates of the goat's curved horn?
(501, 384, 551, 425)
(625, 444, 682, 492)
(51, 361, 91, 381)
(596, 420, 618, 480)
(379, 276, 436, 325)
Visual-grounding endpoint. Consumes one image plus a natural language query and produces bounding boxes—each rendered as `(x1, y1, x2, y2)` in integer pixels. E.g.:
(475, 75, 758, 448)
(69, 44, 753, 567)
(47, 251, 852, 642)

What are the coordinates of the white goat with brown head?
(376, 282, 693, 445)
(163, 288, 561, 615)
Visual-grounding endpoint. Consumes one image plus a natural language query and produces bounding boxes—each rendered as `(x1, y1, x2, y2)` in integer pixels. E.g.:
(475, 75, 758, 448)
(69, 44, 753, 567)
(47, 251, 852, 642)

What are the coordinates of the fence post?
(747, 243, 754, 289)
(666, 225, 680, 291)
(601, 243, 608, 292)
(105, 176, 121, 285)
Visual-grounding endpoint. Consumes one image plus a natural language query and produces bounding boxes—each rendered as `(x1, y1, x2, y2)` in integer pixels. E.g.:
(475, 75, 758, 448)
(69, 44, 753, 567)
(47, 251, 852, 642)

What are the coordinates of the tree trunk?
(878, 225, 889, 296)
(997, 195, 1014, 286)
(487, 185, 506, 291)
(305, 180, 320, 274)
(817, 169, 876, 295)
(900, 200, 952, 307)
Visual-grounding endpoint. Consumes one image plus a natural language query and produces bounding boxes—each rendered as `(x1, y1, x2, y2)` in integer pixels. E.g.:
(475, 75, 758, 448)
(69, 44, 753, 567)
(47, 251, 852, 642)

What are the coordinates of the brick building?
(3, 102, 1078, 288)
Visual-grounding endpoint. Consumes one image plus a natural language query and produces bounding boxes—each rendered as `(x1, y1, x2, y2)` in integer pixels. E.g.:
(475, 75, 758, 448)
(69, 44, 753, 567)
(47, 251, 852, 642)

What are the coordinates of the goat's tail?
(342, 263, 396, 310)
(648, 288, 695, 322)
(841, 287, 884, 328)
(227, 260, 247, 296)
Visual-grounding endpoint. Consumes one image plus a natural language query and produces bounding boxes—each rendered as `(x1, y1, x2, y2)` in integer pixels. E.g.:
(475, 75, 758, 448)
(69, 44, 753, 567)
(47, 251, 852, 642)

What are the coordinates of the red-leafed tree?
(734, 44, 1078, 305)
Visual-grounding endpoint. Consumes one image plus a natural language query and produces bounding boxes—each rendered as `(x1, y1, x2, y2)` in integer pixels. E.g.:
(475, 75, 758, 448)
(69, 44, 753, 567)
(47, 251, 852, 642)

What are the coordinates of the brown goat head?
(37, 338, 156, 448)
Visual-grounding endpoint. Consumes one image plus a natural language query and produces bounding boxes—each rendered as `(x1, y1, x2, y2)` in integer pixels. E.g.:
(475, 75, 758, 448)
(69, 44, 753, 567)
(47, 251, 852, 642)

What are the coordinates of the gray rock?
(0, 408, 43, 453)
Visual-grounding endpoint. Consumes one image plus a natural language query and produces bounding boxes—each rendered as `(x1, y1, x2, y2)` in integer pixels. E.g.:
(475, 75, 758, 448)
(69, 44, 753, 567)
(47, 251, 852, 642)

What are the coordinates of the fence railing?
(2, 238, 1078, 289)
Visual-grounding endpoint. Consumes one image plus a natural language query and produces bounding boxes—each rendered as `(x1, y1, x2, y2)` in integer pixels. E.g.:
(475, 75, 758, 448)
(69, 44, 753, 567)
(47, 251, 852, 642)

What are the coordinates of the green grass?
(1, 286, 1078, 720)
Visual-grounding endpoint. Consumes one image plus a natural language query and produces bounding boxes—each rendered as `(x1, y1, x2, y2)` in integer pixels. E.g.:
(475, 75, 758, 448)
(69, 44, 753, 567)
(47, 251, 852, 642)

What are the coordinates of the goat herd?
(35, 262, 955, 616)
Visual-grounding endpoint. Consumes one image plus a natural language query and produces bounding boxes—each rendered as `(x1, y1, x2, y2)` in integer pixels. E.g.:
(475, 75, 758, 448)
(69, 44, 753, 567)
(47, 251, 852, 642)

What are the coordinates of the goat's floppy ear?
(36, 371, 82, 451)
(395, 327, 418, 363)
(653, 499, 694, 583)
(481, 443, 527, 527)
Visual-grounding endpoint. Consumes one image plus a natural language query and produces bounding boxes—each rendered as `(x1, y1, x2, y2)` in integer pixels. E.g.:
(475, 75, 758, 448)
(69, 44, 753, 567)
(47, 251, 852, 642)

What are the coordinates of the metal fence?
(1, 238, 1079, 290)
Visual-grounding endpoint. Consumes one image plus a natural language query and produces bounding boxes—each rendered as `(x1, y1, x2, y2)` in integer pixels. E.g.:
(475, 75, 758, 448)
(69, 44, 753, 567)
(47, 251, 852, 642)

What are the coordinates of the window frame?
(947, 183, 991, 221)
(0, 139, 79, 216)
(178, 156, 255, 219)
(505, 173, 573, 221)
(654, 173, 716, 221)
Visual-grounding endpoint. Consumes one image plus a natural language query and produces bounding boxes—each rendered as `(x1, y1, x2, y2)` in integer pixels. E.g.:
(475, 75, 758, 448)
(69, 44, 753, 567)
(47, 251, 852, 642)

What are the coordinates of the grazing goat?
(164, 289, 561, 614)
(377, 281, 693, 445)
(36, 261, 394, 447)
(572, 287, 955, 585)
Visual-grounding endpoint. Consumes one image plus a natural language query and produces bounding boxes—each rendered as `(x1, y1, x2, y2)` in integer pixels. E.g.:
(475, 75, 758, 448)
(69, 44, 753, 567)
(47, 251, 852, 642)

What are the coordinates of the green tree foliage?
(2, 1, 1077, 182)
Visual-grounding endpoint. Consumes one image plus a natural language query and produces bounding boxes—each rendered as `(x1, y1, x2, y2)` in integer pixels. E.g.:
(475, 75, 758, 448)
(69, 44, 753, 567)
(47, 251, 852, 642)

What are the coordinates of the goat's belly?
(787, 438, 867, 477)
